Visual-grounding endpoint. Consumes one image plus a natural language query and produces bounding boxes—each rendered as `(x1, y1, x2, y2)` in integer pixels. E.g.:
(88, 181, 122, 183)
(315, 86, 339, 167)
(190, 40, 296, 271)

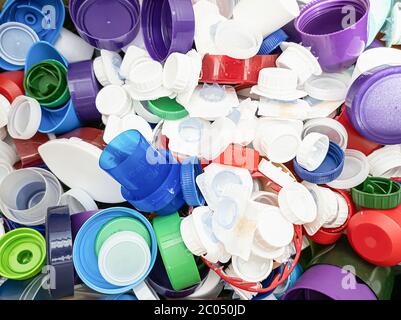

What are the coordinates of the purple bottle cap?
(346, 65, 401, 145)
(69, 0, 140, 51)
(141, 0, 195, 62)
(283, 264, 377, 300)
(70, 210, 98, 241)
(67, 60, 102, 123)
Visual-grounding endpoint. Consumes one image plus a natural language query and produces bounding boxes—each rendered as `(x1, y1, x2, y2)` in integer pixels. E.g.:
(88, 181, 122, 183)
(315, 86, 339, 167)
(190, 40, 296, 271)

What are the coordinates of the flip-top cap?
(93, 50, 124, 86)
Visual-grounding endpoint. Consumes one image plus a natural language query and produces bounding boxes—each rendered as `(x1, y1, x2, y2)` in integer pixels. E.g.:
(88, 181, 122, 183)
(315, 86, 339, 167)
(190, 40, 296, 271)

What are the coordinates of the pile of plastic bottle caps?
(1, 0, 401, 301)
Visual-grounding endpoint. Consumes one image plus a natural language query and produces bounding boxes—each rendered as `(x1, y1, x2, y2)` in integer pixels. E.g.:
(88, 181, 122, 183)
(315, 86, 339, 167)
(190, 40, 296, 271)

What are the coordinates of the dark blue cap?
(257, 29, 289, 55)
(293, 141, 345, 184)
(180, 157, 205, 207)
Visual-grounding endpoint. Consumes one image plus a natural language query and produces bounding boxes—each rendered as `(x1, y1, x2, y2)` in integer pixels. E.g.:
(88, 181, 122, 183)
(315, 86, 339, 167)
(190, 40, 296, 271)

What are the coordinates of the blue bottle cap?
(293, 141, 345, 184)
(180, 157, 205, 207)
(0, 22, 39, 70)
(257, 29, 289, 55)
(25, 41, 68, 73)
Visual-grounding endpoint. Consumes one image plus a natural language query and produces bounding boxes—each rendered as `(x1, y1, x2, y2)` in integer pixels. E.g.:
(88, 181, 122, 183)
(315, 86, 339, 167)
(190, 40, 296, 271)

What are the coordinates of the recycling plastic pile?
(0, 0, 401, 301)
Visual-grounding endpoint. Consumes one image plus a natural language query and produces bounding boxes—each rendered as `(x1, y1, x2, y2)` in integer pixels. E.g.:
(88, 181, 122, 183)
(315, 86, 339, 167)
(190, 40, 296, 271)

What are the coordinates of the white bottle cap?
(131, 99, 162, 124)
(278, 182, 317, 225)
(98, 231, 151, 286)
(180, 214, 208, 256)
(0, 94, 10, 128)
(303, 118, 348, 150)
(251, 191, 279, 207)
(323, 192, 349, 229)
(54, 28, 95, 63)
(0, 160, 13, 184)
(327, 149, 370, 189)
(96, 85, 132, 117)
(119, 45, 149, 80)
(368, 145, 401, 177)
(93, 50, 124, 86)
(296, 132, 330, 172)
(303, 97, 344, 119)
(230, 254, 273, 283)
(7, 96, 41, 140)
(258, 98, 311, 120)
(258, 159, 296, 188)
(214, 20, 263, 60)
(60, 188, 98, 213)
(0, 140, 19, 165)
(304, 72, 351, 101)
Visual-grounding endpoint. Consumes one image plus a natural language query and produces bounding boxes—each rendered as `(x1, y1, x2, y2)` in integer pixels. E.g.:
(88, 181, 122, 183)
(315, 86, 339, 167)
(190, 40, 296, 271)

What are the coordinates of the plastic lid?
(180, 157, 205, 207)
(258, 159, 297, 188)
(60, 188, 98, 214)
(303, 118, 348, 150)
(251, 191, 279, 207)
(278, 182, 317, 225)
(251, 68, 307, 101)
(95, 85, 132, 117)
(38, 138, 125, 203)
(368, 145, 401, 177)
(327, 149, 370, 189)
(0, 22, 39, 66)
(147, 97, 189, 120)
(119, 45, 149, 79)
(93, 50, 124, 87)
(351, 177, 401, 210)
(0, 94, 10, 128)
(0, 228, 46, 280)
(231, 254, 273, 283)
(95, 217, 151, 256)
(323, 192, 349, 229)
(98, 231, 151, 286)
(7, 96, 41, 140)
(304, 72, 351, 101)
(296, 132, 330, 172)
(132, 100, 162, 124)
(257, 29, 289, 55)
(180, 214, 208, 256)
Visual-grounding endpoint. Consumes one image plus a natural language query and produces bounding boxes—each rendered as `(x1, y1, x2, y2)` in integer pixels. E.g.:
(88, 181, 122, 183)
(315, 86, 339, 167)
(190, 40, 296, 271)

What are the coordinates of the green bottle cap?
(147, 97, 189, 120)
(95, 217, 151, 256)
(351, 177, 401, 210)
(152, 212, 201, 291)
(0, 228, 46, 280)
(24, 59, 70, 108)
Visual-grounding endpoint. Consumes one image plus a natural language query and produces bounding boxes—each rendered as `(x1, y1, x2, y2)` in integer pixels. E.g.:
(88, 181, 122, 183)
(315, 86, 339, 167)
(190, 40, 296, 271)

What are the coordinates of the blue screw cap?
(257, 29, 289, 55)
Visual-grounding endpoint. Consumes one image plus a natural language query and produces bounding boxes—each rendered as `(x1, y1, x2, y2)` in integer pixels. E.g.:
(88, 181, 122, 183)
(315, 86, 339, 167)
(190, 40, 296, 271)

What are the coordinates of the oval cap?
(8, 96, 41, 140)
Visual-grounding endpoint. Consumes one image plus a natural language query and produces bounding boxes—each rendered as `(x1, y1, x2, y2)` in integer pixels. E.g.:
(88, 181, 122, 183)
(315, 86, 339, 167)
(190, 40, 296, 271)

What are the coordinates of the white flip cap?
(0, 94, 10, 128)
(214, 20, 263, 60)
(180, 213, 208, 256)
(278, 182, 317, 225)
(98, 231, 151, 286)
(38, 138, 125, 203)
(0, 140, 19, 166)
(119, 45, 149, 80)
(60, 188, 98, 213)
(323, 192, 349, 229)
(305, 72, 351, 101)
(182, 84, 239, 121)
(327, 149, 370, 189)
(7, 96, 41, 140)
(367, 145, 401, 177)
(258, 159, 297, 188)
(93, 50, 124, 86)
(302, 118, 348, 150)
(251, 191, 279, 207)
(296, 132, 330, 172)
(230, 254, 273, 283)
(0, 160, 13, 184)
(54, 28, 95, 63)
(96, 85, 132, 117)
(258, 98, 311, 120)
(132, 99, 162, 124)
(277, 42, 322, 84)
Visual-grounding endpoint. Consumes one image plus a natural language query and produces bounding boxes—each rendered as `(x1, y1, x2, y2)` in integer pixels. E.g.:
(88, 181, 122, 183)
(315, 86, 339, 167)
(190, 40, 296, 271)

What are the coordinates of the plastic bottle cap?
(327, 149, 370, 189)
(119, 45, 149, 80)
(7, 96, 41, 140)
(368, 145, 401, 177)
(0, 140, 19, 166)
(180, 157, 205, 207)
(251, 191, 279, 207)
(258, 98, 311, 121)
(0, 94, 10, 128)
(60, 188, 98, 214)
(278, 182, 318, 225)
(214, 20, 263, 60)
(132, 99, 162, 124)
(93, 50, 124, 87)
(180, 214, 208, 256)
(304, 72, 351, 101)
(251, 68, 307, 101)
(276, 42, 322, 84)
(0, 22, 39, 66)
(351, 177, 401, 210)
(303, 118, 348, 150)
(95, 85, 132, 117)
(98, 231, 151, 287)
(231, 254, 273, 283)
(147, 97, 189, 121)
(38, 138, 125, 204)
(54, 28, 95, 64)
(296, 132, 330, 172)
(257, 29, 289, 55)
(322, 192, 349, 229)
(258, 159, 297, 188)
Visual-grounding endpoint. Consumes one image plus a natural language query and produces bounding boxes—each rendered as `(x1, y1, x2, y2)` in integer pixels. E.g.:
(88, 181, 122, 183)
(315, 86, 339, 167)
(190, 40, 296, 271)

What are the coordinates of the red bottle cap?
(347, 204, 401, 266)
(212, 144, 260, 172)
(200, 54, 278, 85)
(13, 133, 50, 168)
(0, 71, 24, 103)
(60, 127, 106, 150)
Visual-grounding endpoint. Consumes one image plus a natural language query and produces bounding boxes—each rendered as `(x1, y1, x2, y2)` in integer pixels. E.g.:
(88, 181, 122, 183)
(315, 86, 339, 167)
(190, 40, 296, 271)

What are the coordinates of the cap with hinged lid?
(296, 132, 330, 172)
(303, 118, 348, 150)
(93, 49, 124, 86)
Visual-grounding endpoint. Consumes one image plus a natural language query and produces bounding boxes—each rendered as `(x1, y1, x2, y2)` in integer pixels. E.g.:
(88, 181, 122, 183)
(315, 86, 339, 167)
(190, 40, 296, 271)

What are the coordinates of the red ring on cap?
(212, 144, 260, 172)
(391, 177, 401, 183)
(200, 54, 278, 85)
(0, 71, 24, 103)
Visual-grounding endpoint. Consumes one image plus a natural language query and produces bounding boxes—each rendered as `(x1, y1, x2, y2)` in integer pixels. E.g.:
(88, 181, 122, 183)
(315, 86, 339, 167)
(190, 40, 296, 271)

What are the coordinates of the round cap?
(327, 149, 370, 189)
(93, 50, 124, 86)
(303, 118, 348, 150)
(7, 96, 41, 140)
(98, 231, 151, 286)
(180, 214, 207, 256)
(119, 45, 149, 79)
(60, 188, 98, 214)
(180, 157, 205, 207)
(296, 132, 330, 172)
(278, 182, 317, 225)
(129, 58, 163, 92)
(305, 72, 351, 101)
(96, 85, 132, 117)
(0, 22, 39, 66)
(231, 254, 273, 283)
(323, 192, 349, 229)
(147, 97, 189, 120)
(0, 228, 46, 280)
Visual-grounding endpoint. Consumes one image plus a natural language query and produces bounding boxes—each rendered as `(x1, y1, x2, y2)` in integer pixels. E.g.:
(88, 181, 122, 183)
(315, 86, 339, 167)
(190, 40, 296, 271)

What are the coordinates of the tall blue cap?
(257, 29, 289, 55)
(39, 100, 82, 134)
(25, 41, 68, 72)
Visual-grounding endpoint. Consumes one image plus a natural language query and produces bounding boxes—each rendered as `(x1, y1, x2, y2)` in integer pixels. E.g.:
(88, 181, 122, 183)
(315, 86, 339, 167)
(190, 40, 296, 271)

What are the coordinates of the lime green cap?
(95, 217, 151, 256)
(351, 177, 401, 210)
(24, 59, 70, 108)
(0, 228, 46, 280)
(147, 97, 189, 120)
(153, 212, 201, 291)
